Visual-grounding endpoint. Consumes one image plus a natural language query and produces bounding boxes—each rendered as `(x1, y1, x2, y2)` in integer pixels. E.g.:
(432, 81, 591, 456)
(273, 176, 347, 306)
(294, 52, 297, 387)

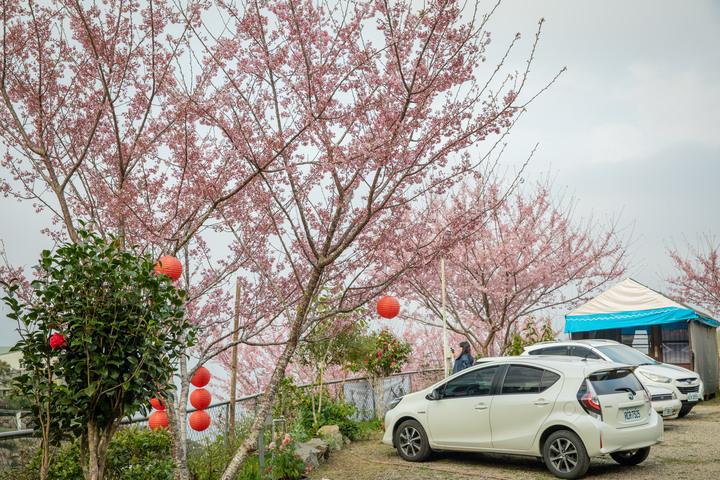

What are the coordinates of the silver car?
(383, 356, 663, 479)
(522, 339, 704, 417)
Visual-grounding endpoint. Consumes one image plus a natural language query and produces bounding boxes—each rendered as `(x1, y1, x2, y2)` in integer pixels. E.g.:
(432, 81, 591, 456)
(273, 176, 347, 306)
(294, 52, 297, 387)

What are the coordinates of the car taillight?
(641, 385, 651, 402)
(578, 391, 602, 419)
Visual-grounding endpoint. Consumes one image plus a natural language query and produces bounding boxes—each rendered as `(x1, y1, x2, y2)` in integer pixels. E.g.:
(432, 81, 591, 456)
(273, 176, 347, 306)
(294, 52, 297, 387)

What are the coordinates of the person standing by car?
(452, 341, 474, 374)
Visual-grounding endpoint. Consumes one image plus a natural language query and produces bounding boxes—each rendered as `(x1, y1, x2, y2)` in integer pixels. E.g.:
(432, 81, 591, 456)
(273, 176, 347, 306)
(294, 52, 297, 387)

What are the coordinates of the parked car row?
(522, 339, 703, 418)
(383, 340, 704, 479)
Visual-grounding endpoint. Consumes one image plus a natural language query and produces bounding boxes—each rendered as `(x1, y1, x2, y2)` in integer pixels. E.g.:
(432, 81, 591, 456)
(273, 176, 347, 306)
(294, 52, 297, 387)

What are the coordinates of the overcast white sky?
(1, 0, 719, 344)
(487, 0, 720, 287)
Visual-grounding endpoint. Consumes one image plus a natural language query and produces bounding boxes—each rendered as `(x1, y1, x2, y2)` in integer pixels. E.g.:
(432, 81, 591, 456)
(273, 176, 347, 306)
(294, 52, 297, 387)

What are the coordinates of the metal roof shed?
(565, 278, 719, 396)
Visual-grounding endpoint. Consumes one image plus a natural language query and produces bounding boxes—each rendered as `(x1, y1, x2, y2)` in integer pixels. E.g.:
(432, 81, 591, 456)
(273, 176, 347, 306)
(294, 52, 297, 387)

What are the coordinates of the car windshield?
(596, 345, 659, 365)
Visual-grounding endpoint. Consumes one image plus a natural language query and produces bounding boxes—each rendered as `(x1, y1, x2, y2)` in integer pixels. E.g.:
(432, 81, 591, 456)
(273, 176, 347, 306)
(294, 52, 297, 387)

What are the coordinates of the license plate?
(624, 407, 642, 422)
(662, 406, 675, 417)
(687, 392, 699, 402)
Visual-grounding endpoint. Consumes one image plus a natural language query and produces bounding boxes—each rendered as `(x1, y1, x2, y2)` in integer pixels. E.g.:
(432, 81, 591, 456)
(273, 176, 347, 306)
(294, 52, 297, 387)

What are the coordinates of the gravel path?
(309, 396, 720, 480)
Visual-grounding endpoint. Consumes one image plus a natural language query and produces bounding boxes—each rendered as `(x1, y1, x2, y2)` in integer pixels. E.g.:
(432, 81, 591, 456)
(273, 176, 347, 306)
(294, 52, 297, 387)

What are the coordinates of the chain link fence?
(0, 368, 444, 449)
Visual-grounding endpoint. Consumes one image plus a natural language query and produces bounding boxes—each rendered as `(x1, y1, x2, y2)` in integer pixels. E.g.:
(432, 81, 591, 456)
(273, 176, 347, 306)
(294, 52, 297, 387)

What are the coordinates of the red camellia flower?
(49, 333, 66, 349)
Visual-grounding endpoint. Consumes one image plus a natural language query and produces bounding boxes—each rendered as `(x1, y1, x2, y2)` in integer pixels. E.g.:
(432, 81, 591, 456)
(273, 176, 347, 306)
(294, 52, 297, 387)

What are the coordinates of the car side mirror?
(426, 388, 442, 401)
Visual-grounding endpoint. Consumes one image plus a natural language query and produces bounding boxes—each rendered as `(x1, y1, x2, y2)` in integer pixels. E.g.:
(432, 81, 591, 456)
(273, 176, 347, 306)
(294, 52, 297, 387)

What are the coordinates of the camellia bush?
(359, 329, 412, 379)
(1, 228, 194, 480)
(354, 329, 411, 418)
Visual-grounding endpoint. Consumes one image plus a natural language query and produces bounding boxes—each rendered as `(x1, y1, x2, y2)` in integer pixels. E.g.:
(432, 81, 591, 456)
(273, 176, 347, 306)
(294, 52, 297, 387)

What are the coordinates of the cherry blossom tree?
(0, 1, 262, 475)
(401, 178, 630, 357)
(665, 234, 720, 316)
(0, 0, 563, 478)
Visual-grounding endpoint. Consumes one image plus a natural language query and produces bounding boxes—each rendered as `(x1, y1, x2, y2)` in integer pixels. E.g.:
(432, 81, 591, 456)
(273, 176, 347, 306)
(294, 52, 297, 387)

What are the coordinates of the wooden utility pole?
(442, 257, 450, 378)
(228, 277, 241, 445)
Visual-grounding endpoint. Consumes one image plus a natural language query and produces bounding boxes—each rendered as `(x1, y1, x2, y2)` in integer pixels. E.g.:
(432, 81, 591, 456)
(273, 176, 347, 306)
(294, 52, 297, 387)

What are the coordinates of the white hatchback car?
(645, 385, 681, 420)
(383, 356, 663, 479)
(522, 339, 704, 417)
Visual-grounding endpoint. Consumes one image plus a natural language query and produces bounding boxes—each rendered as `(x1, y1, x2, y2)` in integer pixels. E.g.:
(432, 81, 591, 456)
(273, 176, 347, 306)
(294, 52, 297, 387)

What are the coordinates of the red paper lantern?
(154, 255, 183, 281)
(149, 397, 165, 410)
(377, 296, 400, 319)
(190, 388, 211, 410)
(148, 410, 168, 430)
(49, 333, 66, 349)
(191, 366, 211, 387)
(189, 410, 211, 431)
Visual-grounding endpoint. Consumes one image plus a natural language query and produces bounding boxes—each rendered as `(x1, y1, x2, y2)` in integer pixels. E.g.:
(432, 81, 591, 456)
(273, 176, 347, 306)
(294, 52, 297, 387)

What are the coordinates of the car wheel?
(677, 404, 694, 418)
(543, 430, 590, 479)
(394, 419, 431, 462)
(610, 447, 650, 466)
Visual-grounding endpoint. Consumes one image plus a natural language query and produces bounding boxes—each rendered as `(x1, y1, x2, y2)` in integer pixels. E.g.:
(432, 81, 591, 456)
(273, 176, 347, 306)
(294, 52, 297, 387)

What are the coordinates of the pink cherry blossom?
(0, 2, 565, 479)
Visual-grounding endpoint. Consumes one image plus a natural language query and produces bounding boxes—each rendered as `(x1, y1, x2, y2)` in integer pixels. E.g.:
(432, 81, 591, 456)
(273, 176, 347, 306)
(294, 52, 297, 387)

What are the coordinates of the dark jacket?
(452, 353, 474, 374)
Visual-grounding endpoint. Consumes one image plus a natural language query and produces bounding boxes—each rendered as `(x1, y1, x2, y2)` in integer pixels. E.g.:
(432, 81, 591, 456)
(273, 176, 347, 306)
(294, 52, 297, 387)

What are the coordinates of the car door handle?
(474, 403, 489, 410)
(534, 399, 550, 406)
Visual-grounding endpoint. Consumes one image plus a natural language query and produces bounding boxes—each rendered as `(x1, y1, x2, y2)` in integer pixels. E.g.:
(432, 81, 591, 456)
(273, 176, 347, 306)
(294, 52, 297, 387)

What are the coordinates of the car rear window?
(528, 345, 568, 356)
(569, 346, 601, 360)
(587, 368, 644, 395)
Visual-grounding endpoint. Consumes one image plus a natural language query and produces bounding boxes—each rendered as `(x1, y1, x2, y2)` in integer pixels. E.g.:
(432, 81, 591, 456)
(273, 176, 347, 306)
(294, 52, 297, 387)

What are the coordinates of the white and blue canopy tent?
(565, 278, 719, 395)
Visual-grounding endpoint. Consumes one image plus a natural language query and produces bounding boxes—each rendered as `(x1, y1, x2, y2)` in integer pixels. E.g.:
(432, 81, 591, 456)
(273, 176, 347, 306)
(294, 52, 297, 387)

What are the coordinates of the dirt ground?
(308, 396, 720, 480)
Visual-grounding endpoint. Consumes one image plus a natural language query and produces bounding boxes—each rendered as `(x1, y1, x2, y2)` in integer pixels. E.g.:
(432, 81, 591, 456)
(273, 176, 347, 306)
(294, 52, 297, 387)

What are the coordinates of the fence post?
(256, 402, 265, 471)
(225, 402, 231, 443)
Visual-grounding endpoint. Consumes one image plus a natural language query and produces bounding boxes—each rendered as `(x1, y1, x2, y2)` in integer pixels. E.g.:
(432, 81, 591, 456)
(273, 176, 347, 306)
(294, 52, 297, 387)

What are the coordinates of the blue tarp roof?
(565, 306, 719, 333)
(564, 278, 720, 333)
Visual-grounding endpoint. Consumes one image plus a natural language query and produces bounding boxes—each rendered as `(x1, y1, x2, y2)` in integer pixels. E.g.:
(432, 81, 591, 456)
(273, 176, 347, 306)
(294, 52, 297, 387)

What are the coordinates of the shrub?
(507, 318, 557, 356)
(103, 427, 174, 480)
(266, 432, 311, 480)
(2, 228, 192, 479)
(294, 390, 361, 440)
(2, 427, 173, 480)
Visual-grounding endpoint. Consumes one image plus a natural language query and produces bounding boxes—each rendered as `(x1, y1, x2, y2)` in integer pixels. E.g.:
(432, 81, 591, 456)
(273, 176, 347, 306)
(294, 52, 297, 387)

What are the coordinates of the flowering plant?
(267, 432, 311, 480)
(49, 332, 66, 349)
(361, 329, 411, 378)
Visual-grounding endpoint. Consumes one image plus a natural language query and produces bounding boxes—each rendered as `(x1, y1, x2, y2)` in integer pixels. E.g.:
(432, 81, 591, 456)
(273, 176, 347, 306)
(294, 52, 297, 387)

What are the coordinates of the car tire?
(394, 419, 431, 462)
(542, 430, 590, 479)
(610, 447, 650, 466)
(677, 404, 694, 418)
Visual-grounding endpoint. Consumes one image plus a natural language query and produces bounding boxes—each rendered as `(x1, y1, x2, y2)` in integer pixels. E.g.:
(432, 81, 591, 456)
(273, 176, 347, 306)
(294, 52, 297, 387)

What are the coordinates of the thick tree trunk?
(40, 463, 50, 480)
(219, 267, 323, 480)
(168, 354, 191, 480)
(219, 337, 300, 480)
(168, 400, 190, 480)
(81, 418, 120, 480)
(85, 420, 103, 480)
